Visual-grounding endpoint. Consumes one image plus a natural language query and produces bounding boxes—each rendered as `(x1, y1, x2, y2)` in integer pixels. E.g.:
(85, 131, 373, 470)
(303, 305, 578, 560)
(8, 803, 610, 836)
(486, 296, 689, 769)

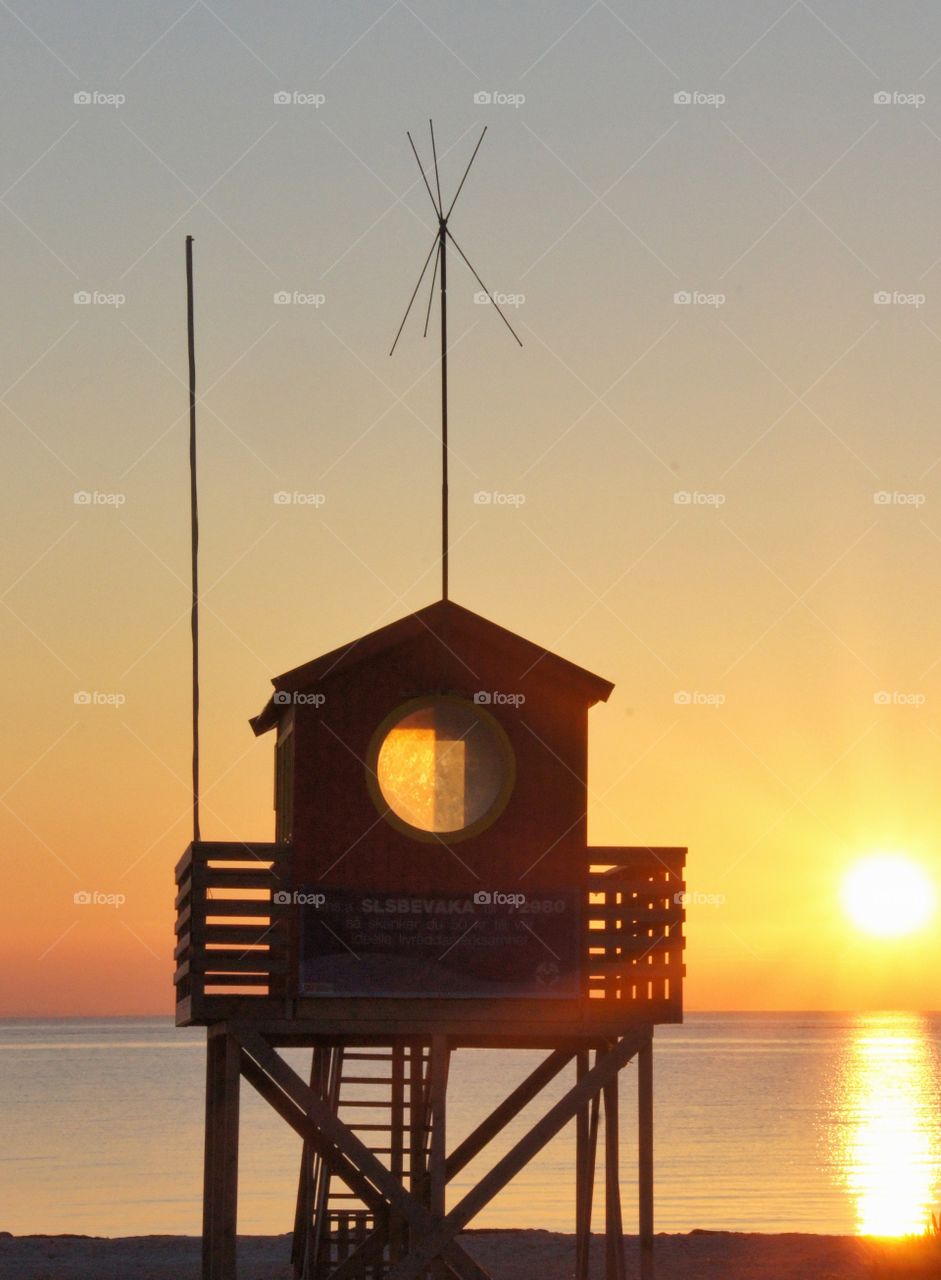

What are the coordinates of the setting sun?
(842, 855, 937, 939)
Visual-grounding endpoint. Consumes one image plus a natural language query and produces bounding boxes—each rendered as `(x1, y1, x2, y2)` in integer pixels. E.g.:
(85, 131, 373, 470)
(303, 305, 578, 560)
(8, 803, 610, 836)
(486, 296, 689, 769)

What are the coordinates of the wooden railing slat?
(202, 973, 270, 987)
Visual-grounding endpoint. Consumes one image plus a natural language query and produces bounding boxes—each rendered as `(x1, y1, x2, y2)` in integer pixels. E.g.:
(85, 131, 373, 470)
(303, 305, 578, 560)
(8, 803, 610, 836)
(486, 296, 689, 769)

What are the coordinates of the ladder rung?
(344, 1125, 428, 1135)
(341, 1075, 394, 1085)
(342, 1052, 427, 1062)
(341, 1099, 407, 1108)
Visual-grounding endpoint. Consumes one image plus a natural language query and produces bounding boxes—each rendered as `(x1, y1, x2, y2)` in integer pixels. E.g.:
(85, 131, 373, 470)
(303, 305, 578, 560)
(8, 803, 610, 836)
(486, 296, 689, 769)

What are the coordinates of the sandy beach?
(0, 1228, 909, 1280)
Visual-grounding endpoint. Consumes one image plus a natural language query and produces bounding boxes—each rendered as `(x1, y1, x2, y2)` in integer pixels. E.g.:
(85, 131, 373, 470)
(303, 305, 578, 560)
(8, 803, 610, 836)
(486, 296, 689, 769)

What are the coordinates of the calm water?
(1, 1013, 939, 1237)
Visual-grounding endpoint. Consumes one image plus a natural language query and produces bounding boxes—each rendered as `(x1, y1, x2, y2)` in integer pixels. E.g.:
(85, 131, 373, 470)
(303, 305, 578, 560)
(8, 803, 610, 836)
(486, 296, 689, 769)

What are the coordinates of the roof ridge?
(250, 600, 613, 735)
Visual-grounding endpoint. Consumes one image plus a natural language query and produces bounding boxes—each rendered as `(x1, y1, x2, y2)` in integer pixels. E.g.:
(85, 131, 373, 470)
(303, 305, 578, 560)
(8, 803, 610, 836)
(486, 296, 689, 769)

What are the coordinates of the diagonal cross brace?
(239, 1052, 386, 1216)
(237, 1029, 489, 1280)
(240, 1027, 647, 1280)
(445, 1046, 576, 1180)
(328, 1045, 577, 1280)
(385, 1029, 650, 1280)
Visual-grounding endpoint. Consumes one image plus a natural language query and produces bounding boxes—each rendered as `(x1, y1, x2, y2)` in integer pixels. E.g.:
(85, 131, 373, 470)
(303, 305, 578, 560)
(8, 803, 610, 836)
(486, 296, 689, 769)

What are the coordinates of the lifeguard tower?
(173, 127, 686, 1280)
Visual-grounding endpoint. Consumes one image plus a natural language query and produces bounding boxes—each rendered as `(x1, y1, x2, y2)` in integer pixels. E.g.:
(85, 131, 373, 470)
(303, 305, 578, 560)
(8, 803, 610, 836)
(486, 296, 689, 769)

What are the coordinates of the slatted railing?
(176, 842, 685, 1024)
(174, 841, 290, 1013)
(585, 847, 685, 1019)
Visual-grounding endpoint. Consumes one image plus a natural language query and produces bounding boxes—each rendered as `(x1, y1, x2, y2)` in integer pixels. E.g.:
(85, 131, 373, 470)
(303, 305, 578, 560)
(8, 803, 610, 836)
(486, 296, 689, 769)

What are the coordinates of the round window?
(368, 696, 515, 840)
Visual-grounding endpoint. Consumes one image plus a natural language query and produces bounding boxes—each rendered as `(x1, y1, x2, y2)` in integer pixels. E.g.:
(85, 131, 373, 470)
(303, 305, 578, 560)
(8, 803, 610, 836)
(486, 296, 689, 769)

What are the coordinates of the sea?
(1, 1011, 939, 1239)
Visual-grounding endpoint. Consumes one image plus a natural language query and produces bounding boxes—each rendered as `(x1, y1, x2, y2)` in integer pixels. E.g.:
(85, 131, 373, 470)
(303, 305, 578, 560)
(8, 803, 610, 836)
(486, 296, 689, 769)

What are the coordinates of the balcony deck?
(174, 842, 685, 1043)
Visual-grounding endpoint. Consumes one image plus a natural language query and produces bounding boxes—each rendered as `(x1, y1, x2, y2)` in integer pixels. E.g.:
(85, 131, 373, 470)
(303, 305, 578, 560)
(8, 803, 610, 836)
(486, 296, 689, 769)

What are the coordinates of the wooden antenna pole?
(439, 222, 448, 601)
(186, 235, 200, 844)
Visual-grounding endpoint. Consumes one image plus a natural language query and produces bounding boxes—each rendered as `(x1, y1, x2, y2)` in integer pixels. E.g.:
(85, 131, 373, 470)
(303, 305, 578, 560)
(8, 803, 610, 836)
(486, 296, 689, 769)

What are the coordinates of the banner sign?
(298, 888, 579, 998)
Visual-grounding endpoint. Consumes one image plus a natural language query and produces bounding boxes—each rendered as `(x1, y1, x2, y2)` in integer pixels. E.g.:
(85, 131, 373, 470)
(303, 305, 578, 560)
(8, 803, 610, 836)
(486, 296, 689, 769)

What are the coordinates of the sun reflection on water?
(836, 1014, 941, 1236)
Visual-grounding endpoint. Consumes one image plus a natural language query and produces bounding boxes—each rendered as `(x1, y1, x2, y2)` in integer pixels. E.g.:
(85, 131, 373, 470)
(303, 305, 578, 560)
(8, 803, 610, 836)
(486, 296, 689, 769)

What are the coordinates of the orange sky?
(3, 1, 941, 1015)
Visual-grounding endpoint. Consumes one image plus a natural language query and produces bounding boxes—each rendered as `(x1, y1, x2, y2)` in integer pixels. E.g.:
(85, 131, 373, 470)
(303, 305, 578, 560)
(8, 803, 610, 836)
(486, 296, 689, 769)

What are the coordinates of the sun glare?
(836, 1015, 941, 1236)
(842, 854, 936, 938)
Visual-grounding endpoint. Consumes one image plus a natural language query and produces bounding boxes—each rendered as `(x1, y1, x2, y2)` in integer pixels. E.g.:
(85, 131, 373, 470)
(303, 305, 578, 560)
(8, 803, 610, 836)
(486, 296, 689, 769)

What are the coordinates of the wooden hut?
(175, 597, 686, 1280)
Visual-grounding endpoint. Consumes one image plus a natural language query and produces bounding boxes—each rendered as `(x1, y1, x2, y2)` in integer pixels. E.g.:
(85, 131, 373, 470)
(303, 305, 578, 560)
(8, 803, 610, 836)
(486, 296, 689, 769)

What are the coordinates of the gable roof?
(250, 599, 613, 735)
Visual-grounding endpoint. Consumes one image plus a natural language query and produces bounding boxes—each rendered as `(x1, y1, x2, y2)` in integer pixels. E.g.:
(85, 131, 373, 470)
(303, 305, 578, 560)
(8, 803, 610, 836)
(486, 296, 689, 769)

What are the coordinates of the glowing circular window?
(368, 696, 515, 840)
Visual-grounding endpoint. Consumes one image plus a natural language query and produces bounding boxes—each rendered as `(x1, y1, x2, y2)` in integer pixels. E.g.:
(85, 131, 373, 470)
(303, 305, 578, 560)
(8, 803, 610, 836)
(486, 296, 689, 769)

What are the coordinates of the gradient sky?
(3, 0, 941, 1014)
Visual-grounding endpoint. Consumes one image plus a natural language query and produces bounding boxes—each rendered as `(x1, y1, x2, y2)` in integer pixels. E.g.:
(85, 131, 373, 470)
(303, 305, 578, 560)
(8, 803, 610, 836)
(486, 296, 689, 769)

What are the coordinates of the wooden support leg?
(203, 1030, 240, 1280)
(201, 1036, 217, 1280)
(638, 1033, 654, 1280)
(575, 1051, 590, 1280)
(603, 1073, 625, 1280)
(292, 1047, 329, 1279)
(428, 1035, 451, 1280)
(291, 1049, 314, 1278)
(407, 1040, 428, 1275)
(389, 1041, 406, 1267)
(576, 1055, 601, 1280)
(409, 1040, 427, 1206)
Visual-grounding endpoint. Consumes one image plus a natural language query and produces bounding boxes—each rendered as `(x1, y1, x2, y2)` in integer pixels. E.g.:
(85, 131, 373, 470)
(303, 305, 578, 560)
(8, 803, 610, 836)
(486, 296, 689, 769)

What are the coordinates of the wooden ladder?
(291, 1042, 431, 1280)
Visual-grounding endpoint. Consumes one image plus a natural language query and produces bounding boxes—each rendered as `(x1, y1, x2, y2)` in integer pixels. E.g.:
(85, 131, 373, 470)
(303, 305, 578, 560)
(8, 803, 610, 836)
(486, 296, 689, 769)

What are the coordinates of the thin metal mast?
(185, 235, 200, 843)
(390, 122, 522, 604)
(439, 220, 448, 600)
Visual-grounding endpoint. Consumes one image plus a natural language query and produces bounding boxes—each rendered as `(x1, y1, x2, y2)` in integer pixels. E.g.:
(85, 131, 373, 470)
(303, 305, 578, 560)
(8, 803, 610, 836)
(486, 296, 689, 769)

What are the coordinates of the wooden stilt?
(603, 1073, 625, 1280)
(575, 1051, 589, 1280)
(576, 1052, 601, 1280)
(291, 1049, 315, 1278)
(405, 1039, 428, 1274)
(389, 1042, 406, 1267)
(201, 1034, 217, 1280)
(203, 1029, 239, 1280)
(409, 1039, 427, 1204)
(638, 1031, 654, 1280)
(428, 1035, 451, 1280)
